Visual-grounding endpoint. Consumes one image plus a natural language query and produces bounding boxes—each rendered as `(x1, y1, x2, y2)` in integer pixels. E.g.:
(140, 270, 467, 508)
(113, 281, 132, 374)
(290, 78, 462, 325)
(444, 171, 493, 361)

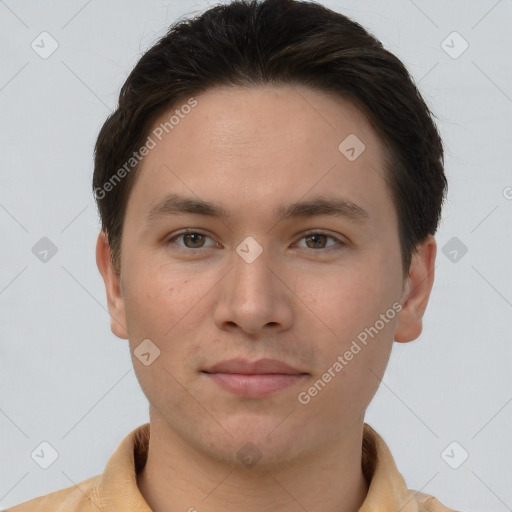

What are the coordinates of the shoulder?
(7, 475, 101, 512)
(408, 489, 463, 512)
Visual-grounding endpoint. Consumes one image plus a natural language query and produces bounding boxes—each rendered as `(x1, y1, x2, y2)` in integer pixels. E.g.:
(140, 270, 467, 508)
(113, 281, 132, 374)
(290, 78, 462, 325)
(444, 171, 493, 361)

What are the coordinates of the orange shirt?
(8, 423, 459, 511)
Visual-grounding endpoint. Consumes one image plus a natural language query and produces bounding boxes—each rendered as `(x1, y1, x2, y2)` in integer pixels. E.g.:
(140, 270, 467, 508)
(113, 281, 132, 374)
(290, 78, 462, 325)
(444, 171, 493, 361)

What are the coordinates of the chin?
(208, 414, 307, 467)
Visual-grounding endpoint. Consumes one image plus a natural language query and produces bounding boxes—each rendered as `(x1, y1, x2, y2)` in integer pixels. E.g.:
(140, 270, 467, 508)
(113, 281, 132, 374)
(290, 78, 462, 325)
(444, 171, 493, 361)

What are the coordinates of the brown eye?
(305, 234, 328, 249)
(182, 233, 206, 248)
(166, 230, 218, 251)
(297, 232, 343, 250)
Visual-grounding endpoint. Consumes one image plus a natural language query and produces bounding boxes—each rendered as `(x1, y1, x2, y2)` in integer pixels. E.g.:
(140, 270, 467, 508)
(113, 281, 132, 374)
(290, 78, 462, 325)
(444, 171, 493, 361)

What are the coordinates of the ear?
(394, 234, 437, 343)
(95, 231, 129, 339)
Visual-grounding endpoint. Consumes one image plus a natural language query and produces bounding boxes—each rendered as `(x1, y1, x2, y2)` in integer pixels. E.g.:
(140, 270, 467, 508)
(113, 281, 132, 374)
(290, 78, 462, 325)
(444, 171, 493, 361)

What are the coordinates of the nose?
(213, 241, 294, 336)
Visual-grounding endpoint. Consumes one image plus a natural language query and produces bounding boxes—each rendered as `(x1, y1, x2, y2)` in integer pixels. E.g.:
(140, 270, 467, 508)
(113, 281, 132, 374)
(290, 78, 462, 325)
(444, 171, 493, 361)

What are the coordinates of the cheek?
(299, 314, 395, 427)
(295, 262, 398, 381)
(122, 261, 212, 371)
(297, 262, 390, 326)
(122, 259, 195, 329)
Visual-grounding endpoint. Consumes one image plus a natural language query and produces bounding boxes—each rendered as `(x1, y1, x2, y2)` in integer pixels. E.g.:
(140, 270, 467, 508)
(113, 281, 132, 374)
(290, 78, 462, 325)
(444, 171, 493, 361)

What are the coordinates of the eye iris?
(184, 233, 204, 248)
(306, 234, 327, 249)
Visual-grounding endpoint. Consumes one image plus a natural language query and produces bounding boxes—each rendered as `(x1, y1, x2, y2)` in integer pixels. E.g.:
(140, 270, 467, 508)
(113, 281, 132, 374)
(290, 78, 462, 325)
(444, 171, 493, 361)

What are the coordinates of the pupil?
(308, 234, 325, 248)
(186, 234, 203, 247)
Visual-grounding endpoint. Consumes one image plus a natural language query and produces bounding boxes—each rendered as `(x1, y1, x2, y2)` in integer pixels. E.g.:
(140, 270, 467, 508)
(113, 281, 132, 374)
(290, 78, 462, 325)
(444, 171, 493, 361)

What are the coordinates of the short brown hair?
(93, 0, 447, 278)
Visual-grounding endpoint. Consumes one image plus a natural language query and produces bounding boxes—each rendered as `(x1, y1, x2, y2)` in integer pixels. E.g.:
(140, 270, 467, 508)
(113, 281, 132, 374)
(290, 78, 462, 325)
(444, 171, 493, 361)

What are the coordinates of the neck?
(137, 414, 369, 512)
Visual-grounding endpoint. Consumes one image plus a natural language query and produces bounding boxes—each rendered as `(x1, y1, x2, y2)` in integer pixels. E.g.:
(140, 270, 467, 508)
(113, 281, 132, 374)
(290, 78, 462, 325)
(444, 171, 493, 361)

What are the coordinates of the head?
(95, 0, 446, 468)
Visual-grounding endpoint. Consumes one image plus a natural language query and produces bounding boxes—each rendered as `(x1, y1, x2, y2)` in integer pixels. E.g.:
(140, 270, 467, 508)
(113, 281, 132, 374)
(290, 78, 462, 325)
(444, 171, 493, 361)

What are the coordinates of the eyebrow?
(145, 193, 369, 225)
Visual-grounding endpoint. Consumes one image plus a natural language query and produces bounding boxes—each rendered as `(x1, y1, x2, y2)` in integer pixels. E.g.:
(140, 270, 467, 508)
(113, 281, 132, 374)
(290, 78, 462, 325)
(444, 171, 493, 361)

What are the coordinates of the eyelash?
(164, 229, 345, 253)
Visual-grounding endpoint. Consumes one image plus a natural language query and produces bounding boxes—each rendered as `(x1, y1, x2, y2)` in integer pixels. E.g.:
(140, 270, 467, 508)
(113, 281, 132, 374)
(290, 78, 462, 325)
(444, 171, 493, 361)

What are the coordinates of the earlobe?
(394, 235, 437, 343)
(95, 231, 129, 340)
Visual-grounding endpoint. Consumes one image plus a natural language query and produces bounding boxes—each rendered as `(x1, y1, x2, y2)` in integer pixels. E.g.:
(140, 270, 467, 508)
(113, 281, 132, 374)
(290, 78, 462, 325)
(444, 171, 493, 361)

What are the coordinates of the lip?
(203, 357, 305, 375)
(202, 358, 308, 398)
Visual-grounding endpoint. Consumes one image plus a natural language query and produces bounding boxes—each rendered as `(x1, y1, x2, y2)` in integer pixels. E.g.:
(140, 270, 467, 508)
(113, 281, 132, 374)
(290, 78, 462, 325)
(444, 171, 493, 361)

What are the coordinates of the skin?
(96, 84, 436, 512)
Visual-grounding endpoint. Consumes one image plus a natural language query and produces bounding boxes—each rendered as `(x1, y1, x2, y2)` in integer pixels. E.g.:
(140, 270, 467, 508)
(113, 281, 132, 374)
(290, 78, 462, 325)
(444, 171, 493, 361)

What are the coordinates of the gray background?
(1, 0, 511, 510)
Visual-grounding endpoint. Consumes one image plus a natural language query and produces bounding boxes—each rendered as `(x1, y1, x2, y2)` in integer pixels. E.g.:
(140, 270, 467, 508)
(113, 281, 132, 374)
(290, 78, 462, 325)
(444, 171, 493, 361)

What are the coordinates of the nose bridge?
(214, 236, 293, 333)
(231, 236, 276, 304)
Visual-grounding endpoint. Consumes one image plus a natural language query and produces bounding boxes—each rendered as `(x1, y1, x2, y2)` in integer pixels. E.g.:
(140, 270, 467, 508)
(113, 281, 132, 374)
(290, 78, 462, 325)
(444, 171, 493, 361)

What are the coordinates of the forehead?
(124, 84, 395, 230)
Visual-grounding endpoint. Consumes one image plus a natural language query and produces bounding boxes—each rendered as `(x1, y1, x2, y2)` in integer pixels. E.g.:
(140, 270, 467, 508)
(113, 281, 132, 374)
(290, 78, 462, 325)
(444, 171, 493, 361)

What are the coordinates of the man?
(10, 0, 461, 510)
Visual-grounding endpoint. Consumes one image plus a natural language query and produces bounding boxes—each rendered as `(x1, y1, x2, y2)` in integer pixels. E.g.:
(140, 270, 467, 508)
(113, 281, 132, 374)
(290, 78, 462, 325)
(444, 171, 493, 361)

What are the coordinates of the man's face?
(103, 85, 410, 466)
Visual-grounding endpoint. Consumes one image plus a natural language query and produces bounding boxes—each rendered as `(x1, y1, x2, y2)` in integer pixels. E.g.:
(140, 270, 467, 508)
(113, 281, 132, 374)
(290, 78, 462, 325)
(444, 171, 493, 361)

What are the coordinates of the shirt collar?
(96, 422, 416, 512)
